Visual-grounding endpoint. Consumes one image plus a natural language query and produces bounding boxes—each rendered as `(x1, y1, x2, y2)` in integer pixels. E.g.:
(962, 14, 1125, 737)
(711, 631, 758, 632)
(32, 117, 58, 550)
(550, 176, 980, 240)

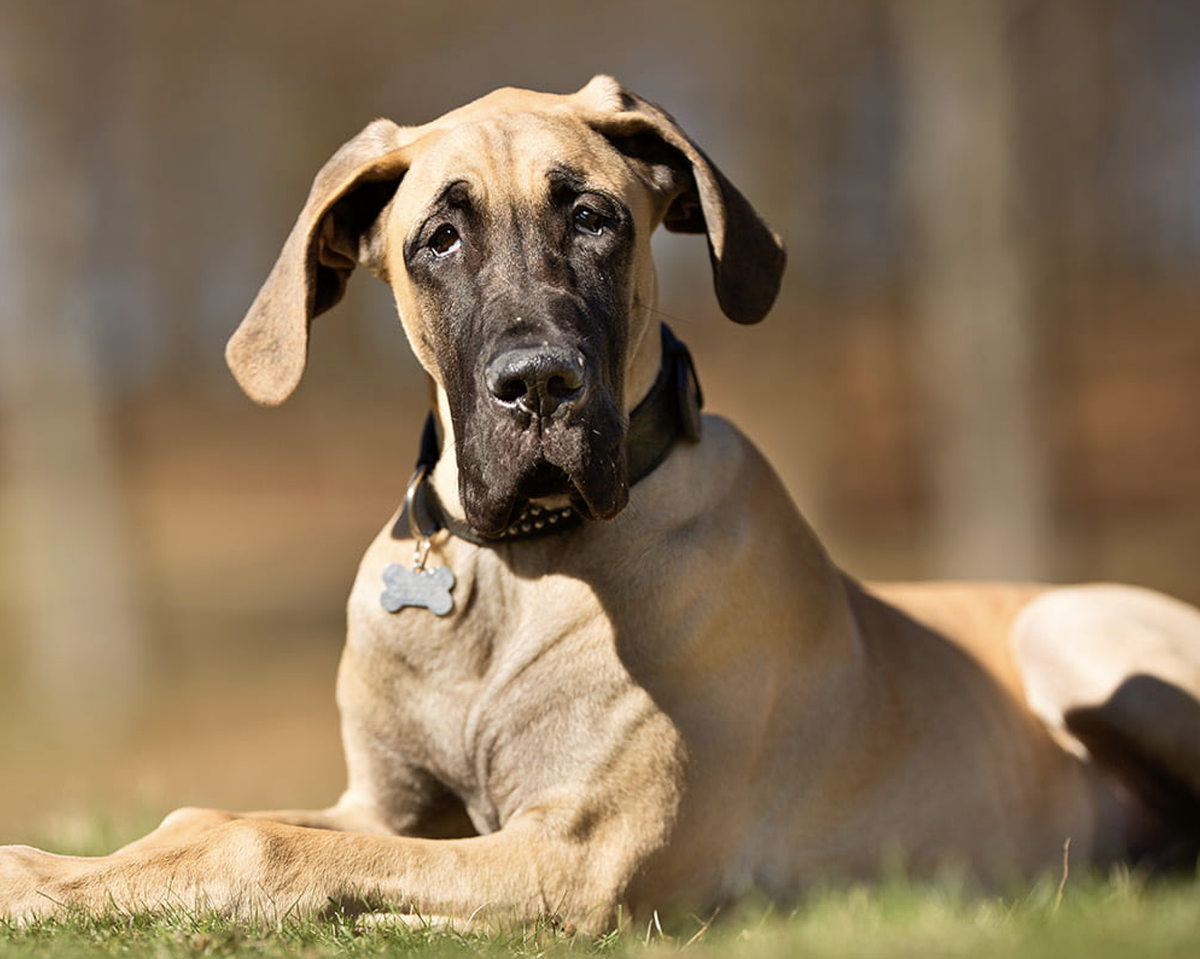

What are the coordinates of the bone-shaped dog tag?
(380, 563, 455, 616)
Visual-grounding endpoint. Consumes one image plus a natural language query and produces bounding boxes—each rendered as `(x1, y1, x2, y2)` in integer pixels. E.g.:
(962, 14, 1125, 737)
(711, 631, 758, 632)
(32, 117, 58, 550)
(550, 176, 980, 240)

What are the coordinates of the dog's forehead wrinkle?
(439, 179, 474, 208)
(412, 112, 631, 202)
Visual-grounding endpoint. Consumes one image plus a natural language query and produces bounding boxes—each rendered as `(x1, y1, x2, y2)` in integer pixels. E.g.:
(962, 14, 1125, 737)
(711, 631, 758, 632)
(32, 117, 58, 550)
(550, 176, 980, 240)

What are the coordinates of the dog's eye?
(572, 206, 608, 237)
(428, 224, 461, 257)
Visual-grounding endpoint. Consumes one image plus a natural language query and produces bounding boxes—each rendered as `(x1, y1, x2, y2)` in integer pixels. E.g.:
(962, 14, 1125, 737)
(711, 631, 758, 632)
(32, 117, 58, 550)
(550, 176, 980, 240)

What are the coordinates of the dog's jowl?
(3, 76, 1199, 931)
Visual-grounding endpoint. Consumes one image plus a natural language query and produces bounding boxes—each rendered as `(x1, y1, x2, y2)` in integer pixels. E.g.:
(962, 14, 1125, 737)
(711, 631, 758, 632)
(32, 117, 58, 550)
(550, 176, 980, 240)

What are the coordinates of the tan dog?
(4, 76, 1200, 931)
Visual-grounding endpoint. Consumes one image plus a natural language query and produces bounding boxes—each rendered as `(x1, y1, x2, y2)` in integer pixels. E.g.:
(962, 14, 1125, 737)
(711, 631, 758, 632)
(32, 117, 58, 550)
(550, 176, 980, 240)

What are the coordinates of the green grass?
(2, 820, 1197, 958)
(4, 878, 1199, 959)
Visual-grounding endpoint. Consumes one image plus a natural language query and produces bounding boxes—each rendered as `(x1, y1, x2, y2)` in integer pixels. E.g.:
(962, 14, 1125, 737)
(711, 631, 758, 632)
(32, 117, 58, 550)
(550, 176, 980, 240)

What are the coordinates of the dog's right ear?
(227, 120, 412, 406)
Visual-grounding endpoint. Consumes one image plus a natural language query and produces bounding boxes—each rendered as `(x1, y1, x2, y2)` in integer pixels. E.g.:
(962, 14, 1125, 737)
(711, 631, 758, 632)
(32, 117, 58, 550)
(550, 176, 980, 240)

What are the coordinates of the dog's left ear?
(227, 120, 413, 406)
(576, 75, 786, 325)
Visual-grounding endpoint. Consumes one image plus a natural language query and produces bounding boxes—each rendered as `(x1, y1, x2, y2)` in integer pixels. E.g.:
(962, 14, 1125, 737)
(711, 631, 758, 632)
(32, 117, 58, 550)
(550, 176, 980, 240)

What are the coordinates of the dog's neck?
(395, 325, 702, 546)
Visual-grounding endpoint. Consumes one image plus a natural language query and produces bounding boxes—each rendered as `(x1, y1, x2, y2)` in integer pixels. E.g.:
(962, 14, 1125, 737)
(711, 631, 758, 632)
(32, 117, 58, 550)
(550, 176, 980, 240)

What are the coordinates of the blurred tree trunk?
(889, 0, 1054, 580)
(0, 8, 145, 732)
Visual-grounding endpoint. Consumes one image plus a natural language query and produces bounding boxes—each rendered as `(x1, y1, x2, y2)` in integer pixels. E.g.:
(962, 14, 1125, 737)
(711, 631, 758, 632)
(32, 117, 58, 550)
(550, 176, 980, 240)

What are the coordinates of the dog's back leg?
(1013, 583, 1200, 867)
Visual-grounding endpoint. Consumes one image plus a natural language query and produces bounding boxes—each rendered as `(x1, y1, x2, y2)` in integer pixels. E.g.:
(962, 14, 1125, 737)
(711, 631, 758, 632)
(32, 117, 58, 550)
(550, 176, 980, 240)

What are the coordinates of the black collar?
(394, 324, 702, 545)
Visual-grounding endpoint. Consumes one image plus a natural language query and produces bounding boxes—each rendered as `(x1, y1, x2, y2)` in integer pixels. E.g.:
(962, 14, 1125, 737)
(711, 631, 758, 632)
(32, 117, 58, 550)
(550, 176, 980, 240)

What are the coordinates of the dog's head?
(228, 76, 785, 537)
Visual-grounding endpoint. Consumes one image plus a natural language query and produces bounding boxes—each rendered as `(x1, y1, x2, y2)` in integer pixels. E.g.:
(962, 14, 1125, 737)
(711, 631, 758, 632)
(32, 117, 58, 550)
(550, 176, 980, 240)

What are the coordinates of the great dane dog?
(4, 76, 1200, 931)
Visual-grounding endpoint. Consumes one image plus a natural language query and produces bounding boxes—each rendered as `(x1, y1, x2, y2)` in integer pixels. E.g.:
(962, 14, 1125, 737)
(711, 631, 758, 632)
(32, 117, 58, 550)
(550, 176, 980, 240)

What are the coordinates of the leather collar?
(394, 324, 702, 545)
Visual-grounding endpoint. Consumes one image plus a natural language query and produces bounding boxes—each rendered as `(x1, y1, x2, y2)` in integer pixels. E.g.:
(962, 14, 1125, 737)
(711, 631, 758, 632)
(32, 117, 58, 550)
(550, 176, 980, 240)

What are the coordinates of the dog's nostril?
(546, 372, 582, 400)
(494, 379, 528, 404)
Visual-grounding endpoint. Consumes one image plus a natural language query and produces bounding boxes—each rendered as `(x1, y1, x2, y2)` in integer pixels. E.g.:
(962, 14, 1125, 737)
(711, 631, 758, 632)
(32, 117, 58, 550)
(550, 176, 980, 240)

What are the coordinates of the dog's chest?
(344, 548, 629, 814)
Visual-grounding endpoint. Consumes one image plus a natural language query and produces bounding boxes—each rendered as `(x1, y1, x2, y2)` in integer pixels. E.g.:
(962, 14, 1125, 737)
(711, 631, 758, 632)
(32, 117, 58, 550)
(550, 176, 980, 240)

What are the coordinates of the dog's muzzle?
(399, 325, 703, 545)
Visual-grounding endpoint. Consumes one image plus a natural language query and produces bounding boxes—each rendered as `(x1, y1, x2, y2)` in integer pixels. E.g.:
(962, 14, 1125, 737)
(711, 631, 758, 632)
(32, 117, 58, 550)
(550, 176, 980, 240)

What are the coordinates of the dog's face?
(227, 77, 785, 535)
(383, 113, 665, 534)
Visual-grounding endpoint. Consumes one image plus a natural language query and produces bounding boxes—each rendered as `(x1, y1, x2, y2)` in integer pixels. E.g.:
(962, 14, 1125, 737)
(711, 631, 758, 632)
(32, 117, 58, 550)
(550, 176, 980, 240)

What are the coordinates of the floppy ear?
(227, 120, 413, 406)
(575, 75, 786, 325)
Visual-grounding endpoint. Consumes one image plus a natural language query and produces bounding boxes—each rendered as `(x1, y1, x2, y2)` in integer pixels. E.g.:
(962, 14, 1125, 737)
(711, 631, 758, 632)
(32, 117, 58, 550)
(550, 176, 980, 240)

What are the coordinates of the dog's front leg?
(0, 811, 642, 931)
(104, 800, 409, 861)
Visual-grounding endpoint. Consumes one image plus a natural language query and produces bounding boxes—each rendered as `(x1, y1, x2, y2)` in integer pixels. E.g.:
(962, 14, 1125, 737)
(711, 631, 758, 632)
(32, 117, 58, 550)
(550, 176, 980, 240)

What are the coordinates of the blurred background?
(1, 0, 1198, 841)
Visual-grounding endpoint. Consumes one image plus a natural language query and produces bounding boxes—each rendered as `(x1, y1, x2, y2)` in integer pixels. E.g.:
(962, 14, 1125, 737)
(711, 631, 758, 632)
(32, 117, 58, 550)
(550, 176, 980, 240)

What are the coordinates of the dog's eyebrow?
(432, 179, 474, 210)
(546, 165, 592, 195)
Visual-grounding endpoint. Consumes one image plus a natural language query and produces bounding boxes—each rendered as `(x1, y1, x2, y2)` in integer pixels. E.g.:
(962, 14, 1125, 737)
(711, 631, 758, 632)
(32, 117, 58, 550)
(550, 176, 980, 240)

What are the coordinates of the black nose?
(485, 346, 587, 418)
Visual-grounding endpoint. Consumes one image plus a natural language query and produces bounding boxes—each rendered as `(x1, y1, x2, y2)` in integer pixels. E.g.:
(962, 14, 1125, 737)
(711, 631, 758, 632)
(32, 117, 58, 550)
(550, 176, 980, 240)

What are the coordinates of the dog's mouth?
(455, 400, 629, 539)
(494, 458, 624, 536)
(465, 447, 630, 539)
(520, 461, 577, 502)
